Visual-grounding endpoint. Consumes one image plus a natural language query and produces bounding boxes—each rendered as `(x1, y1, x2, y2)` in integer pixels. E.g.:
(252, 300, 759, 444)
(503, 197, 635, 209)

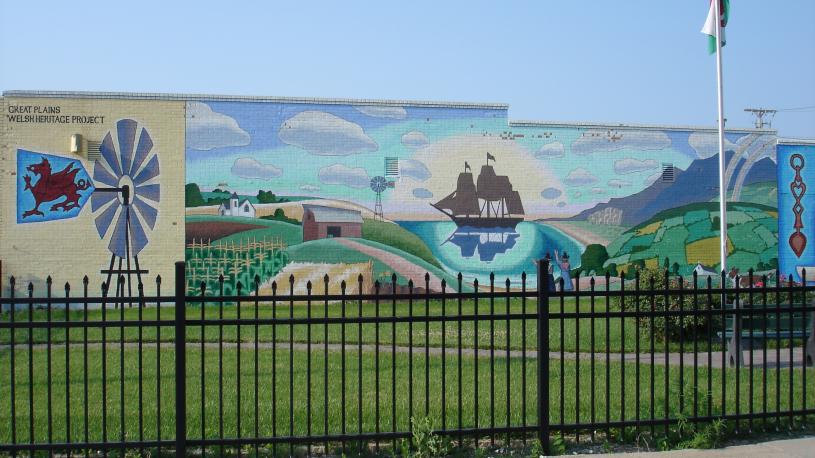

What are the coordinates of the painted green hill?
(362, 219, 441, 268)
(604, 202, 778, 275)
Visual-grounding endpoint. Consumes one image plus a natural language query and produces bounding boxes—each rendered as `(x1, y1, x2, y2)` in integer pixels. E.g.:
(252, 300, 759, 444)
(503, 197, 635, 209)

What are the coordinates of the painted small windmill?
(370, 176, 391, 221)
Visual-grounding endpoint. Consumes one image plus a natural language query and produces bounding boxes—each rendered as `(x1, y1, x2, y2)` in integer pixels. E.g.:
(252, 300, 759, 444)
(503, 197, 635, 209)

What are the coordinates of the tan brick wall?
(0, 97, 185, 295)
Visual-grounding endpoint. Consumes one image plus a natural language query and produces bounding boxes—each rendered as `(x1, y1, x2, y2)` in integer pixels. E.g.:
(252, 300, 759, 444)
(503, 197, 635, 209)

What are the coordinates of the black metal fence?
(0, 261, 813, 456)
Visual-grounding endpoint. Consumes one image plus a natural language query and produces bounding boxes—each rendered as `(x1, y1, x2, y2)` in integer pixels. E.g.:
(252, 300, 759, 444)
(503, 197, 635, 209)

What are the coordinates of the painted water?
(399, 221, 583, 288)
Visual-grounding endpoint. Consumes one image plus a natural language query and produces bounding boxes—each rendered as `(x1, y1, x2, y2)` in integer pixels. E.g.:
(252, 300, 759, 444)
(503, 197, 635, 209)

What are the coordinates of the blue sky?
(1, 1, 813, 137)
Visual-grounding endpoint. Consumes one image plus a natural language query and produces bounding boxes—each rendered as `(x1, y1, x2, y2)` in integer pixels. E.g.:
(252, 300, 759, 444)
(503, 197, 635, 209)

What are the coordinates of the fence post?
(174, 261, 187, 457)
(537, 258, 550, 454)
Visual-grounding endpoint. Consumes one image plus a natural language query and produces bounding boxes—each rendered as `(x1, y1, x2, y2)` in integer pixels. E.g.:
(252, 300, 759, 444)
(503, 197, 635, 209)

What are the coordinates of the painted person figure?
(554, 249, 573, 291)
(543, 252, 556, 292)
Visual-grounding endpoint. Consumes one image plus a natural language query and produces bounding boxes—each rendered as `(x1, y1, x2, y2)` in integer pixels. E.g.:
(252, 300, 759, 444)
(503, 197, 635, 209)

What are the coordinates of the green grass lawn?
(1, 345, 812, 446)
(1, 299, 805, 354)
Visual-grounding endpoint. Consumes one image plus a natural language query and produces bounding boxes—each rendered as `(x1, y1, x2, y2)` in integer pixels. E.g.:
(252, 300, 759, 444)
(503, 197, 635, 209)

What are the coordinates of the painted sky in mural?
(186, 101, 777, 220)
(185, 100, 783, 287)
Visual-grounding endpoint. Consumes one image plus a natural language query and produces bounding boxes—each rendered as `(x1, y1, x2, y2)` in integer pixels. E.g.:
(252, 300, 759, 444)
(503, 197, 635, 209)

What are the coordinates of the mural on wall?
(184, 99, 780, 291)
(778, 142, 814, 285)
(91, 119, 161, 261)
(17, 150, 93, 223)
(14, 118, 162, 290)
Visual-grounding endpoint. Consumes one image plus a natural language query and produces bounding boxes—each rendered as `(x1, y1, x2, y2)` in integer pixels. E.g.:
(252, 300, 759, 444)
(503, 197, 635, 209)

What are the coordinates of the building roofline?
(2, 91, 791, 133)
(778, 137, 815, 146)
(1, 90, 509, 110)
(509, 119, 776, 135)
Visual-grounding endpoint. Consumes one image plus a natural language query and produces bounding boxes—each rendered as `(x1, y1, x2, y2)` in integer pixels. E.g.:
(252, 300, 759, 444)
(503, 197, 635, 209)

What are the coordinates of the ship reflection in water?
(443, 227, 520, 262)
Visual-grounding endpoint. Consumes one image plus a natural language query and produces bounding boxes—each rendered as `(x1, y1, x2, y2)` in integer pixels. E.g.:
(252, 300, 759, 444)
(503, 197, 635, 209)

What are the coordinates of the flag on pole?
(486, 152, 496, 163)
(702, 0, 730, 54)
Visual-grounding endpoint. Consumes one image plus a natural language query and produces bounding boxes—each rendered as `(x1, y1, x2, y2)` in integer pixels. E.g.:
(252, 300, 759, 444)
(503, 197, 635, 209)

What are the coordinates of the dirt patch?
(335, 238, 445, 292)
(186, 221, 266, 244)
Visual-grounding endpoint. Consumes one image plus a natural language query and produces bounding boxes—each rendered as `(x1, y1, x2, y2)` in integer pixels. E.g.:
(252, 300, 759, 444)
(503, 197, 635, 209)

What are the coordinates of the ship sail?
(506, 190, 524, 215)
(431, 159, 525, 228)
(433, 172, 480, 216)
(475, 165, 525, 215)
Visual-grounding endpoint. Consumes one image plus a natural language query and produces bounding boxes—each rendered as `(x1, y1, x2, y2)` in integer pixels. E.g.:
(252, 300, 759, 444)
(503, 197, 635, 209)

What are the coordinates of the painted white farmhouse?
(218, 192, 256, 218)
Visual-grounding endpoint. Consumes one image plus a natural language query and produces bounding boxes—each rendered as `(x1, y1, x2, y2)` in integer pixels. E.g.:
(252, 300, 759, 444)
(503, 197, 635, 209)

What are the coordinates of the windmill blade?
(133, 196, 158, 229)
(99, 132, 122, 177)
(93, 163, 119, 187)
(130, 127, 153, 177)
(91, 190, 117, 212)
(135, 183, 160, 203)
(117, 119, 138, 177)
(134, 155, 160, 185)
(108, 209, 129, 258)
(95, 200, 120, 239)
(128, 209, 149, 256)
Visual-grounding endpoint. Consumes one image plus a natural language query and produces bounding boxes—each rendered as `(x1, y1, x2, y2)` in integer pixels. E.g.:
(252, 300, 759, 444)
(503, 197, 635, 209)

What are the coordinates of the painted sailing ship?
(431, 153, 525, 229)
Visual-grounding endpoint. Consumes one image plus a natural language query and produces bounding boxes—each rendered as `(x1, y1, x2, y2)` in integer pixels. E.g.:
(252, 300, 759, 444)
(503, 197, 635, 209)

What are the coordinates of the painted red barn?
(302, 204, 363, 242)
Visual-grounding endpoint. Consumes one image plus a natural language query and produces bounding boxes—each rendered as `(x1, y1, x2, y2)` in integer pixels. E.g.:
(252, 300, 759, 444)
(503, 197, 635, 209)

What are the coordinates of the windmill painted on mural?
(370, 157, 397, 221)
(17, 119, 160, 297)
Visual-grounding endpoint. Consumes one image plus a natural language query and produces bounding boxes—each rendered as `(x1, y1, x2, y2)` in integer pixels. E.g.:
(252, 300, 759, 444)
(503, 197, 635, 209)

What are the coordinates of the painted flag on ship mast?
(701, 0, 729, 54)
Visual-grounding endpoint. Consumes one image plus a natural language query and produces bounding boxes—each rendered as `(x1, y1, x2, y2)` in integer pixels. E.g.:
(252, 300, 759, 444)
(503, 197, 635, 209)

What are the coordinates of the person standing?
(554, 249, 573, 291)
(543, 252, 556, 292)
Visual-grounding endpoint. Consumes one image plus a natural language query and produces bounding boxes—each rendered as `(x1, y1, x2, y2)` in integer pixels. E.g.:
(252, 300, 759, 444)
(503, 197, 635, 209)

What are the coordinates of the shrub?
(621, 267, 723, 342)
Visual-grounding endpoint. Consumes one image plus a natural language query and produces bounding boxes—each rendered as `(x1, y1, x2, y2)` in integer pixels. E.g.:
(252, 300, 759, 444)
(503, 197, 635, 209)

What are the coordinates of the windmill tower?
(370, 176, 388, 221)
(90, 119, 161, 302)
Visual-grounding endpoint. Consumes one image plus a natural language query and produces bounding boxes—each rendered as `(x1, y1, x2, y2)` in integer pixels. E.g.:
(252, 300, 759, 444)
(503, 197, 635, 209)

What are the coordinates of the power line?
(775, 105, 815, 112)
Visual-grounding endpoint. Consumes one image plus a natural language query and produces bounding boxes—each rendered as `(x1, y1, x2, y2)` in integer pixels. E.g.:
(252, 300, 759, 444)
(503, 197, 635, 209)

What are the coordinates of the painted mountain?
(565, 151, 777, 227)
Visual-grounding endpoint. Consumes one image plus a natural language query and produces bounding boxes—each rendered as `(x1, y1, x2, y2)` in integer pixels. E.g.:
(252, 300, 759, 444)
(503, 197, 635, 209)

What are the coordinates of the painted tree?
(580, 244, 609, 275)
(185, 183, 205, 207)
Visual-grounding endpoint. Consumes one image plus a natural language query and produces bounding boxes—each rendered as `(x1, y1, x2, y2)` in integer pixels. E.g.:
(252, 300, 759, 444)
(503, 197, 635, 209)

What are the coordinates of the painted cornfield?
(185, 237, 289, 295)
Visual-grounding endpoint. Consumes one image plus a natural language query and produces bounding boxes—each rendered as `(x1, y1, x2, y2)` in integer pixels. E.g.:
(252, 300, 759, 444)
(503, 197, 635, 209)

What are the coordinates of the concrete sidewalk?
(567, 436, 815, 458)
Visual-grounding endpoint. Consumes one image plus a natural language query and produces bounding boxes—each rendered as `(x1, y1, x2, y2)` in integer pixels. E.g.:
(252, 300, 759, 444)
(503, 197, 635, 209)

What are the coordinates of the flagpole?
(714, 0, 728, 277)
(713, 0, 741, 367)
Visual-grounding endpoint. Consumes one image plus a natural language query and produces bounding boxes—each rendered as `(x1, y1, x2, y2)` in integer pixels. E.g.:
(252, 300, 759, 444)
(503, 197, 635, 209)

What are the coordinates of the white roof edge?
(1, 90, 509, 110)
(778, 137, 815, 146)
(509, 119, 776, 134)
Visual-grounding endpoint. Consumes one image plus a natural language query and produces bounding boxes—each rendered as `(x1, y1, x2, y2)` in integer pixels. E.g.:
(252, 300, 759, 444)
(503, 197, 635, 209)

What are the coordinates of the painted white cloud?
(607, 179, 632, 188)
(564, 168, 599, 186)
(572, 191, 583, 198)
(317, 164, 371, 189)
(230, 157, 282, 180)
(571, 130, 671, 155)
(399, 159, 432, 182)
(401, 131, 429, 149)
(614, 158, 659, 174)
(412, 188, 433, 199)
(186, 102, 251, 151)
(540, 187, 563, 199)
(591, 187, 606, 195)
(689, 132, 737, 159)
(535, 141, 565, 158)
(279, 111, 378, 156)
(299, 184, 321, 192)
(354, 105, 407, 119)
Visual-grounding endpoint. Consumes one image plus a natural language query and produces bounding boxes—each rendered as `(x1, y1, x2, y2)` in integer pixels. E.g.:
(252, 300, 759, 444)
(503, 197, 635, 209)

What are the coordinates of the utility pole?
(744, 107, 777, 129)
